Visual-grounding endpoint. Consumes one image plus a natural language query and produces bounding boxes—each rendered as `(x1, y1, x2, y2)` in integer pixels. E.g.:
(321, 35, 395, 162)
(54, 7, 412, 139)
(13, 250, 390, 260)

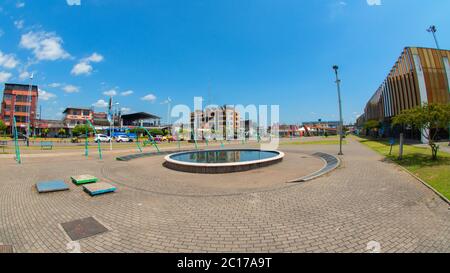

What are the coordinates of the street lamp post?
(333, 65, 344, 156)
(26, 73, 34, 147)
(427, 25, 440, 49)
(428, 25, 450, 145)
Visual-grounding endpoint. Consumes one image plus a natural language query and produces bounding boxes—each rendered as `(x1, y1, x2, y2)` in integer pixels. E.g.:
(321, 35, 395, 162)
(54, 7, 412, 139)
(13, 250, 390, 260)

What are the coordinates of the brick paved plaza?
(0, 139, 449, 253)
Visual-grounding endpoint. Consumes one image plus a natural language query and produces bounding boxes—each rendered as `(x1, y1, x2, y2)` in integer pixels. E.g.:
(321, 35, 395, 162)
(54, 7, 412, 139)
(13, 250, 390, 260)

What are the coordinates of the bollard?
(398, 133, 404, 160)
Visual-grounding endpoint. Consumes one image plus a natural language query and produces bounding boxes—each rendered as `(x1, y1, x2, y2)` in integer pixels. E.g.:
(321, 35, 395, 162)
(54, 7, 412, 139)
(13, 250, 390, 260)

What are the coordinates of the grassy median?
(357, 137, 450, 200)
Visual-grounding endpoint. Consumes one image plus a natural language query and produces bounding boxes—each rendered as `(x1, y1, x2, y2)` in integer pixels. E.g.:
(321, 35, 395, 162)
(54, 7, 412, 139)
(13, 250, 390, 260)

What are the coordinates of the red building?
(0, 83, 39, 134)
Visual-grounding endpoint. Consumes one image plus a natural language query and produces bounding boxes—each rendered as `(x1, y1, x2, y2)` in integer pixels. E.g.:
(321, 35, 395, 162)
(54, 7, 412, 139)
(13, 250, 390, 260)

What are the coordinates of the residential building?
(190, 107, 241, 140)
(0, 83, 38, 134)
(62, 107, 94, 129)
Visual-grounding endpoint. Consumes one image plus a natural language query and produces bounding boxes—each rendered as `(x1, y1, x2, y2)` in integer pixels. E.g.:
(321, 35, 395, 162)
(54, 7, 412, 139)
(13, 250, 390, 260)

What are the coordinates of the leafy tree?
(0, 120, 7, 136)
(363, 120, 381, 130)
(148, 128, 164, 136)
(129, 128, 145, 135)
(392, 103, 450, 160)
(72, 124, 93, 136)
(58, 128, 66, 136)
(42, 128, 50, 138)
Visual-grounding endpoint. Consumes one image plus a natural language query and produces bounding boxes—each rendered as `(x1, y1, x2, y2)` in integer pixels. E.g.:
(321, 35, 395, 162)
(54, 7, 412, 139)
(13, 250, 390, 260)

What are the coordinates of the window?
(3, 94, 13, 101)
(72, 110, 81, 115)
(14, 116, 26, 123)
(83, 110, 90, 116)
(4, 116, 10, 122)
(15, 105, 30, 113)
(15, 95, 29, 103)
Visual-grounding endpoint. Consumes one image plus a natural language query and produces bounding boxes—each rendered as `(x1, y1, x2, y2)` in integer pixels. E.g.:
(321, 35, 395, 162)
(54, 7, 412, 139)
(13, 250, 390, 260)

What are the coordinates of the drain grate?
(289, 152, 340, 183)
(0, 245, 14, 253)
(61, 217, 108, 241)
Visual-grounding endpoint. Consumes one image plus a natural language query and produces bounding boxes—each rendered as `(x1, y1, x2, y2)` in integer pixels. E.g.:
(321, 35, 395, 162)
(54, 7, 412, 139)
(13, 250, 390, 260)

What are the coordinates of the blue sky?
(0, 0, 449, 124)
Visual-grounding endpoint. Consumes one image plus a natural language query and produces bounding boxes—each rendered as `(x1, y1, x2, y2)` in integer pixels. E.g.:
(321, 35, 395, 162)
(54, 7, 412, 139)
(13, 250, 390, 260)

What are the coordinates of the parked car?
(116, 135, 133, 142)
(94, 134, 111, 143)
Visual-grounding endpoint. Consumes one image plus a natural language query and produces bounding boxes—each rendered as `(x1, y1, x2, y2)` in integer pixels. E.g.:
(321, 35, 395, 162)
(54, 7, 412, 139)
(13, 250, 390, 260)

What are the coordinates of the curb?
(288, 152, 341, 183)
(396, 164, 450, 206)
(357, 139, 450, 206)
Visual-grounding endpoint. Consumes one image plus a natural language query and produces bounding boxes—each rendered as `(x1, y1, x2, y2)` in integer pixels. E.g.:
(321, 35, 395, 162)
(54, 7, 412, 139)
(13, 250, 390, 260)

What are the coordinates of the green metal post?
(86, 120, 102, 160)
(13, 117, 21, 164)
(139, 127, 160, 153)
(194, 134, 199, 150)
(136, 130, 142, 152)
(85, 126, 88, 157)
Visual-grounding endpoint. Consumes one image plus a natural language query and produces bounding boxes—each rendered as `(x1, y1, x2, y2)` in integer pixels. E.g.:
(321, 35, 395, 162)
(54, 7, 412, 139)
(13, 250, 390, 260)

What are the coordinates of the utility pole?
(333, 65, 344, 156)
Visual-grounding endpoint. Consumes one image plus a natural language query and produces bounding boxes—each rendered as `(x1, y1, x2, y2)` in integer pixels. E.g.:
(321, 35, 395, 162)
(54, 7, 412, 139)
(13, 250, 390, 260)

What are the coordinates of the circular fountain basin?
(164, 149, 285, 174)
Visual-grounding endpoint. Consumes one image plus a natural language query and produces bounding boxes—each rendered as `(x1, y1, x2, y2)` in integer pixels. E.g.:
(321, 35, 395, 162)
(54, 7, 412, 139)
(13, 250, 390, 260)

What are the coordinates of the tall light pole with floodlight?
(26, 73, 34, 147)
(333, 65, 344, 156)
(427, 25, 440, 49)
(428, 25, 450, 145)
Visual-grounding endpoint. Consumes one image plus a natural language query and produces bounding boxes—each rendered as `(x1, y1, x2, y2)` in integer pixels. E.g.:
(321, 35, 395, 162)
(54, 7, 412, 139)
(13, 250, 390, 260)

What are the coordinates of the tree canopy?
(0, 120, 6, 134)
(363, 120, 381, 130)
(72, 124, 93, 136)
(392, 103, 450, 160)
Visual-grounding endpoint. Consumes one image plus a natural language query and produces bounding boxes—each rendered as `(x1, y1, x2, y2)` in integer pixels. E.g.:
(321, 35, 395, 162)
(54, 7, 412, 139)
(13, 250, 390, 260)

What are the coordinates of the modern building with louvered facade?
(360, 47, 450, 142)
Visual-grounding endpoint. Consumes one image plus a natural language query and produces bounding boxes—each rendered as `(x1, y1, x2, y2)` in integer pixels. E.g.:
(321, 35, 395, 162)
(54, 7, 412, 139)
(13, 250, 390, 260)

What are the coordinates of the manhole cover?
(61, 217, 108, 241)
(0, 245, 13, 253)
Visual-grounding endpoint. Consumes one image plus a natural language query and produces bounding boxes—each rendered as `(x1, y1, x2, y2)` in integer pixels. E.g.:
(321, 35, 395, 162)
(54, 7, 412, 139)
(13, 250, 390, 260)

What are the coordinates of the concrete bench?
(40, 141, 54, 150)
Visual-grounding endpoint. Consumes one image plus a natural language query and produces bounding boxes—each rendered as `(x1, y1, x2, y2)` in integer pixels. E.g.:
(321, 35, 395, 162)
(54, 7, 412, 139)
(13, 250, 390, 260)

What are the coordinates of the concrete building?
(0, 83, 38, 134)
(62, 107, 94, 128)
(190, 107, 241, 140)
(359, 47, 450, 141)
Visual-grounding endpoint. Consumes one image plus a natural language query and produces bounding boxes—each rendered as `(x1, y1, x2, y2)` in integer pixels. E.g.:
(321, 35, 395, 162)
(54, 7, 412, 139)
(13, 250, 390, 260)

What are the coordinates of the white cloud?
(19, 71, 30, 80)
(48, 82, 61, 88)
(84, 53, 103, 63)
(120, 107, 131, 114)
(20, 31, 70, 61)
(120, 90, 134, 96)
(0, 71, 12, 82)
(16, 2, 25, 8)
(367, 0, 381, 6)
(103, 89, 117, 97)
(141, 93, 157, 103)
(14, 20, 24, 29)
(67, 0, 81, 6)
(62, 84, 79, 93)
(71, 61, 92, 75)
(71, 52, 103, 76)
(0, 51, 19, 69)
(92, 99, 108, 108)
(39, 89, 57, 101)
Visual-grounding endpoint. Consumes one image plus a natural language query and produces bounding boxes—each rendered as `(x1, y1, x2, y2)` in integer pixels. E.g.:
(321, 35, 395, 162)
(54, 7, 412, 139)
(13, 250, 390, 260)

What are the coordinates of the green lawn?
(357, 137, 450, 200)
